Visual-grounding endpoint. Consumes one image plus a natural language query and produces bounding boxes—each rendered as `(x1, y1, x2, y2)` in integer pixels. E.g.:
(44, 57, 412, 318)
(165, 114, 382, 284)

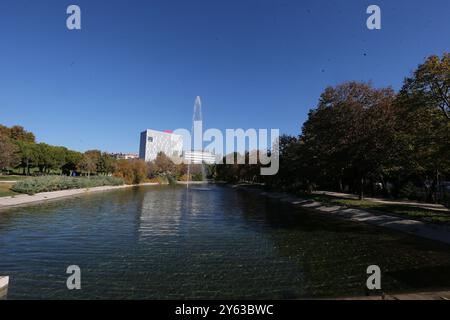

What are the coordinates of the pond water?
(1, 185, 450, 299)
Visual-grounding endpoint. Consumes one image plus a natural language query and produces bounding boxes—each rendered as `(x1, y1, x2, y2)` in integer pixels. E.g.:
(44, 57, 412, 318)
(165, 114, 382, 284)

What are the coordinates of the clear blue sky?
(0, 0, 449, 153)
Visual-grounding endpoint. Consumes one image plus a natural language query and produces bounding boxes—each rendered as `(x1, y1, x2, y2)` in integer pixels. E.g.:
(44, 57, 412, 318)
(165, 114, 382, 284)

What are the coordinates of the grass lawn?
(0, 183, 19, 197)
(304, 193, 450, 225)
(0, 175, 31, 181)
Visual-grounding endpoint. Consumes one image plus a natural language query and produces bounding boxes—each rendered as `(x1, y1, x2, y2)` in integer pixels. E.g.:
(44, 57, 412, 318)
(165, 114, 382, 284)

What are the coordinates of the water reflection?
(0, 185, 449, 299)
(139, 186, 184, 238)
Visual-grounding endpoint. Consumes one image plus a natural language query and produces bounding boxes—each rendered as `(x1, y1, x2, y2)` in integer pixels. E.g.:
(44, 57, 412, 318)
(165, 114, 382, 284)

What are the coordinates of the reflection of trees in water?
(233, 189, 450, 297)
(3, 185, 450, 298)
(138, 186, 185, 237)
(0, 192, 120, 231)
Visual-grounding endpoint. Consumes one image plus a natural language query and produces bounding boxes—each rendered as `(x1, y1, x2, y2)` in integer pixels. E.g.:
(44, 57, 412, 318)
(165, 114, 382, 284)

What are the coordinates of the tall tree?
(300, 82, 396, 199)
(403, 53, 450, 120)
(78, 153, 97, 177)
(0, 135, 19, 170)
(9, 125, 36, 142)
(15, 140, 38, 175)
(62, 150, 83, 176)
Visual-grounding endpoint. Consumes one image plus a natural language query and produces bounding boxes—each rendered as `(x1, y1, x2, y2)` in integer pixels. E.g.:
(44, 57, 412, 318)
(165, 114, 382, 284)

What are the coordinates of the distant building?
(183, 150, 216, 164)
(139, 129, 183, 162)
(112, 153, 139, 160)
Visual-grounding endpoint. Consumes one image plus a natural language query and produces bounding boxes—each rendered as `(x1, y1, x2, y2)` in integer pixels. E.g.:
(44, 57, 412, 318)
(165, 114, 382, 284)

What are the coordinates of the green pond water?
(1, 185, 450, 299)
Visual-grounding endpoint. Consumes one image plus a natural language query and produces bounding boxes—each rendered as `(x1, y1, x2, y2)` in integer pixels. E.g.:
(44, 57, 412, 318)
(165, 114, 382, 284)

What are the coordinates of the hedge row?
(11, 176, 124, 195)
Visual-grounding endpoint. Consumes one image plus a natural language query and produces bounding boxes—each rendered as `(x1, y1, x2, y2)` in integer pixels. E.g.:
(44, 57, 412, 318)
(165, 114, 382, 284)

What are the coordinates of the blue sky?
(0, 0, 449, 153)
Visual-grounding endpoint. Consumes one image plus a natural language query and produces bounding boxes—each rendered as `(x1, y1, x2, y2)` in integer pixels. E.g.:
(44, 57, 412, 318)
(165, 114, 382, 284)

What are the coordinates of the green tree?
(98, 153, 117, 175)
(394, 75, 450, 201)
(300, 82, 396, 199)
(15, 140, 38, 175)
(62, 150, 83, 176)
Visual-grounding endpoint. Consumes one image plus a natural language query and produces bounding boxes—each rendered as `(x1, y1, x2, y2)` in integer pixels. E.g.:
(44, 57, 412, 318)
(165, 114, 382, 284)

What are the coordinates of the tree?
(114, 159, 148, 184)
(394, 76, 450, 202)
(0, 135, 19, 170)
(35, 143, 66, 173)
(51, 146, 68, 173)
(84, 150, 102, 172)
(98, 152, 116, 175)
(403, 53, 450, 120)
(15, 140, 38, 175)
(299, 82, 396, 199)
(9, 125, 36, 142)
(148, 152, 176, 177)
(78, 152, 97, 177)
(62, 150, 83, 176)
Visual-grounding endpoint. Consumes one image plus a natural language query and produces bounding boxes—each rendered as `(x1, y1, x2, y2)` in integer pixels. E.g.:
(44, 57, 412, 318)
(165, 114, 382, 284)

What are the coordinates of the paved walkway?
(237, 186, 450, 245)
(0, 183, 159, 210)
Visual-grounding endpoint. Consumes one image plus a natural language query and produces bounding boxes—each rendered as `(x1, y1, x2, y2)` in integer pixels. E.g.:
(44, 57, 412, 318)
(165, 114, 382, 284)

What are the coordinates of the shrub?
(11, 176, 124, 195)
(114, 159, 148, 184)
(148, 176, 169, 184)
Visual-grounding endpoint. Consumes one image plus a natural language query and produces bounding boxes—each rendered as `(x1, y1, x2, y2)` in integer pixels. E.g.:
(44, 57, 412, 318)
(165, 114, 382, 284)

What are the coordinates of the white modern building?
(139, 129, 183, 162)
(183, 150, 216, 164)
(112, 153, 139, 160)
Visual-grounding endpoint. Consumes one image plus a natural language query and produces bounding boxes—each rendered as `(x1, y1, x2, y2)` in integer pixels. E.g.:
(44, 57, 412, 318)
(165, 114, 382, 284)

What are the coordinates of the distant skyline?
(0, 0, 449, 153)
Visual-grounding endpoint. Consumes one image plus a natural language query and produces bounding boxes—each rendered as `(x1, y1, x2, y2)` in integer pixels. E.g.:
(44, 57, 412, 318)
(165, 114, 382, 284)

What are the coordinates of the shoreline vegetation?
(0, 180, 209, 210)
(10, 176, 124, 195)
(0, 182, 159, 210)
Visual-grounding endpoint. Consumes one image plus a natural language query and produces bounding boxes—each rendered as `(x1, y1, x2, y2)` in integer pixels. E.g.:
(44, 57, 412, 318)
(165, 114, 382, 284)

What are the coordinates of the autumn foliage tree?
(114, 159, 148, 184)
(213, 53, 449, 204)
(0, 134, 19, 171)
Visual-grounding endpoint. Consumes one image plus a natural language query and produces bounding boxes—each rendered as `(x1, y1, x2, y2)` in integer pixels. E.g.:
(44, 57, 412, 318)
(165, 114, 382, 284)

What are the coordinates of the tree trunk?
(359, 176, 365, 200)
(435, 169, 440, 203)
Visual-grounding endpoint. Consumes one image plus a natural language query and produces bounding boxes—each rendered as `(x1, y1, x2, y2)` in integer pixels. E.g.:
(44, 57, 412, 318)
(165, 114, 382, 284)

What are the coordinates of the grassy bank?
(305, 193, 450, 225)
(11, 176, 124, 195)
(0, 183, 19, 197)
(0, 175, 30, 182)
